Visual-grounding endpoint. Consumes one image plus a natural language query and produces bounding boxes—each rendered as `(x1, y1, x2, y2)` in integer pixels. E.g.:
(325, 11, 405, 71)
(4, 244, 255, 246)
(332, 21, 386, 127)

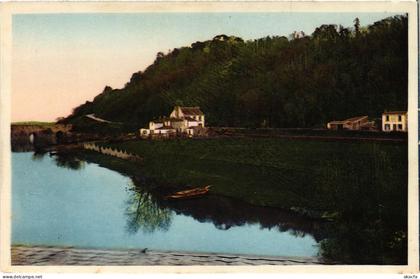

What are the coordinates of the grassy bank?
(209, 127, 408, 141)
(12, 121, 55, 127)
(102, 138, 406, 211)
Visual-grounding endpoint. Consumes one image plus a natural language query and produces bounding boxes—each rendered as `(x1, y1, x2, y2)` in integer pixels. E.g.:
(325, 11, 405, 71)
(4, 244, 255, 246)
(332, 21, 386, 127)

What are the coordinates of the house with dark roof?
(140, 106, 206, 138)
(170, 106, 205, 128)
(382, 111, 407, 132)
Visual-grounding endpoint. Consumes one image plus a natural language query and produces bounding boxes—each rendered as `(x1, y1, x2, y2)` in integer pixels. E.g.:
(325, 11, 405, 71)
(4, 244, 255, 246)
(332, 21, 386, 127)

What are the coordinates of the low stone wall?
(11, 245, 325, 266)
(83, 142, 142, 162)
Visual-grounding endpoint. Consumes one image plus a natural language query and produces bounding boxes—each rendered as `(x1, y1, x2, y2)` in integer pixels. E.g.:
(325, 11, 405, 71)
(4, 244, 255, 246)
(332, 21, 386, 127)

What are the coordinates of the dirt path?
(85, 114, 121, 124)
(11, 245, 325, 266)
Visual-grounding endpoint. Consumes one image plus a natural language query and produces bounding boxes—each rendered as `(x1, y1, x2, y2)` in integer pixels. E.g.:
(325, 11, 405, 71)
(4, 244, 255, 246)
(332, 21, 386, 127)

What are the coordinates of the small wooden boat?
(165, 185, 211, 200)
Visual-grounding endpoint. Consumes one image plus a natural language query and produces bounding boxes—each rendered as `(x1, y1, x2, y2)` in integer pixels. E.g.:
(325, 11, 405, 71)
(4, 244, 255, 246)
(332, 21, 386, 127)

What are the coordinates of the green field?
(94, 138, 407, 264)
(103, 138, 405, 209)
(12, 121, 55, 127)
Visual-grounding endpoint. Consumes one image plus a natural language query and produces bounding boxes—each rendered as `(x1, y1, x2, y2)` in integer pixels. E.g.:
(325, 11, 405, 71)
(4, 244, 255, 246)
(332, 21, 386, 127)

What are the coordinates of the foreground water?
(12, 152, 319, 258)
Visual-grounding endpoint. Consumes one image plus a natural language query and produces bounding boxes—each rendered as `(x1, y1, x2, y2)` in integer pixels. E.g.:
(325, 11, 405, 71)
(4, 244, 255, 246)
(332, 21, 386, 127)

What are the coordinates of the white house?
(170, 106, 205, 128)
(140, 118, 175, 137)
(140, 106, 206, 138)
(382, 111, 407, 132)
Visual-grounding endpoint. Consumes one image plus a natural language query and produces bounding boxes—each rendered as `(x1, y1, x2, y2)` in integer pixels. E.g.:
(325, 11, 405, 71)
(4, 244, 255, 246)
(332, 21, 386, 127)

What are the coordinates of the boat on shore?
(165, 185, 211, 200)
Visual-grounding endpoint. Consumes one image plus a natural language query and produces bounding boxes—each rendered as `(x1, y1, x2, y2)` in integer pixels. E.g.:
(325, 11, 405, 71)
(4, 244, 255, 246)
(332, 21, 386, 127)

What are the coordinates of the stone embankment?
(83, 142, 142, 162)
(11, 245, 325, 266)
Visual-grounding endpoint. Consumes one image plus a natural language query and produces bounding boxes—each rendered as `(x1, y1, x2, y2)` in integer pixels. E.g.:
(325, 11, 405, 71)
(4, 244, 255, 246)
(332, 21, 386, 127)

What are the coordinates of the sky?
(12, 12, 402, 122)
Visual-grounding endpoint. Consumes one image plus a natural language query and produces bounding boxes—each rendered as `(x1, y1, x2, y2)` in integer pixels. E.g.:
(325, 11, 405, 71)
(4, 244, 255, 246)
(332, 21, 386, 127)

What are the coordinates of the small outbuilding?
(327, 116, 375, 131)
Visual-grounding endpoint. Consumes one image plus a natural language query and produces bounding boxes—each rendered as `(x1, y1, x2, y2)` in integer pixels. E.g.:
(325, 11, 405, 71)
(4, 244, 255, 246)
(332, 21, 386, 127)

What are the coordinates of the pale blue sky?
(14, 13, 401, 50)
(12, 12, 403, 121)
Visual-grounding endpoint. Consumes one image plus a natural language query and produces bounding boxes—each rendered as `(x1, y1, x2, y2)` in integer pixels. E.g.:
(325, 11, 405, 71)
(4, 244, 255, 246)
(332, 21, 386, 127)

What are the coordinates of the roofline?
(328, 115, 368, 124)
(343, 115, 368, 122)
(176, 106, 204, 115)
(382, 111, 407, 115)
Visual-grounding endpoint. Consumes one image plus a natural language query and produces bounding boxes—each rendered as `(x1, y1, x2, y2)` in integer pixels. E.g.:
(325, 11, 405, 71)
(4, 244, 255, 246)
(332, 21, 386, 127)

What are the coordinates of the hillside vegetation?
(63, 15, 407, 129)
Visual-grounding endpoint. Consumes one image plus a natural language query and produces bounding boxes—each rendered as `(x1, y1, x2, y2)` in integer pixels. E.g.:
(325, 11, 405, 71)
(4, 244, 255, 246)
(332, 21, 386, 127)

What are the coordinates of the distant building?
(170, 106, 205, 128)
(382, 111, 407, 132)
(140, 106, 206, 138)
(327, 116, 375, 131)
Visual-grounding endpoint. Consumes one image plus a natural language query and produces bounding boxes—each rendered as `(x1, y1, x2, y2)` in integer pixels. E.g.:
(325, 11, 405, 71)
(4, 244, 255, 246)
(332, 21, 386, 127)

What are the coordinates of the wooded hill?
(63, 15, 407, 130)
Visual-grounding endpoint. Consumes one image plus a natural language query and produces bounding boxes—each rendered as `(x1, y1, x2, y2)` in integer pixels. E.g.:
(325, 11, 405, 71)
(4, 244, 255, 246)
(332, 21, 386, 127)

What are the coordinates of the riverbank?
(91, 137, 407, 264)
(11, 245, 325, 266)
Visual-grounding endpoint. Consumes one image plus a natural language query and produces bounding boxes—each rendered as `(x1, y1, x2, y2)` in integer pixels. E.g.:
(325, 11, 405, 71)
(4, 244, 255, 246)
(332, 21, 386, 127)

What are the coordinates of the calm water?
(12, 152, 319, 257)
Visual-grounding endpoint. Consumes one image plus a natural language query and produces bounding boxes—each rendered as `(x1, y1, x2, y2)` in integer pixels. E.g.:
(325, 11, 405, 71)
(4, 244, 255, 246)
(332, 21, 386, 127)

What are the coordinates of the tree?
(354, 17, 360, 36)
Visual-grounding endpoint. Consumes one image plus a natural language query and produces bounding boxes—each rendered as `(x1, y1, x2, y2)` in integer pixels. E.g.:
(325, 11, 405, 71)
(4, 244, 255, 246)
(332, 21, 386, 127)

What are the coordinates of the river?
(12, 151, 320, 258)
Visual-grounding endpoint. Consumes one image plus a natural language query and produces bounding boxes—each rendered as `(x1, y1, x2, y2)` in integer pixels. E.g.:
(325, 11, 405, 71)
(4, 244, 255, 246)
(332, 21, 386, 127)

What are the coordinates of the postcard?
(0, 1, 418, 275)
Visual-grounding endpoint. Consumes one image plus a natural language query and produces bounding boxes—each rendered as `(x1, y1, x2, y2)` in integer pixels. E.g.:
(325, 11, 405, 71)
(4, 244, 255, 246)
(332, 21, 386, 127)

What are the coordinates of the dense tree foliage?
(64, 15, 407, 129)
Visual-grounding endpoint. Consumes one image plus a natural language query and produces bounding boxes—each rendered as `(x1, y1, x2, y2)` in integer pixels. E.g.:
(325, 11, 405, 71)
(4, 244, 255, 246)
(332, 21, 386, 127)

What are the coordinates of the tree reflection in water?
(48, 152, 171, 234)
(125, 183, 172, 234)
(53, 153, 86, 170)
(157, 193, 324, 242)
(31, 150, 47, 161)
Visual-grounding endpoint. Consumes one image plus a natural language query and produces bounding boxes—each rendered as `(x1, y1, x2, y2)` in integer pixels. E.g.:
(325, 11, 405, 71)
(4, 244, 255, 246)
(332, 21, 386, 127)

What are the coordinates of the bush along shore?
(62, 136, 407, 265)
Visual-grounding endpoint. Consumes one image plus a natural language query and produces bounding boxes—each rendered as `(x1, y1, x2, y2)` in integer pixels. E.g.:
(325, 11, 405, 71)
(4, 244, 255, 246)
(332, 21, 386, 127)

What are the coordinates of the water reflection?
(36, 150, 406, 264)
(32, 150, 47, 161)
(50, 152, 320, 241)
(28, 150, 86, 170)
(156, 194, 325, 242)
(125, 185, 172, 234)
(52, 153, 85, 170)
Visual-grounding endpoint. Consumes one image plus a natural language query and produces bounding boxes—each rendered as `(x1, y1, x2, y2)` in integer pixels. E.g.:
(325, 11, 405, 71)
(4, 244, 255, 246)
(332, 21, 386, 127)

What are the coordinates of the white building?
(140, 106, 206, 138)
(382, 111, 407, 132)
(170, 106, 205, 128)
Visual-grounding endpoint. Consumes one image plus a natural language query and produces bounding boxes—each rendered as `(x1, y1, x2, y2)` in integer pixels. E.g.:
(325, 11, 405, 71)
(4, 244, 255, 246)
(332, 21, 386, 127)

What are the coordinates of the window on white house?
(386, 115, 389, 121)
(385, 124, 390, 130)
(398, 124, 403, 130)
(398, 115, 402, 121)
